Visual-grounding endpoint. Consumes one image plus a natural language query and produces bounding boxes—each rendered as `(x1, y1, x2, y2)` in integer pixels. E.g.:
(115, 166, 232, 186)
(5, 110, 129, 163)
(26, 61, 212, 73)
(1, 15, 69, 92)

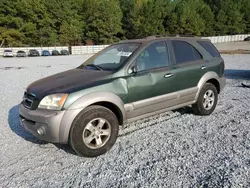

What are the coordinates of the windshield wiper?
(85, 64, 103, 71)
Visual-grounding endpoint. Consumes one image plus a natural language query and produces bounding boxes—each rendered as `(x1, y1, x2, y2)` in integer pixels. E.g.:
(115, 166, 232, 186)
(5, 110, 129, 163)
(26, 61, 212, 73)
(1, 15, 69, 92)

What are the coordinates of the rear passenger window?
(198, 41, 220, 57)
(172, 40, 202, 64)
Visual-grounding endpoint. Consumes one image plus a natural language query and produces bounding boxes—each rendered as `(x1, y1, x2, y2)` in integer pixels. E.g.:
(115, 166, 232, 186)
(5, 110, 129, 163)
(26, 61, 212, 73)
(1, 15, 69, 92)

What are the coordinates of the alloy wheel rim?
(82, 118, 111, 149)
(203, 89, 215, 110)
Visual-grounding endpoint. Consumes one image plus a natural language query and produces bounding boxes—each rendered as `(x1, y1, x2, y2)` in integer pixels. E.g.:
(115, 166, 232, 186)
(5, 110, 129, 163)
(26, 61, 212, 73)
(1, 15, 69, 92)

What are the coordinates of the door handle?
(201, 66, 207, 70)
(164, 73, 174, 78)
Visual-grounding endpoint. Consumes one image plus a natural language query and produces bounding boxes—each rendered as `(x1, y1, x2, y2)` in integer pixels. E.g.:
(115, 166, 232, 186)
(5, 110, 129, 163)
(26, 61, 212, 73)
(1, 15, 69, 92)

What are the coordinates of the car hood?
(26, 68, 113, 100)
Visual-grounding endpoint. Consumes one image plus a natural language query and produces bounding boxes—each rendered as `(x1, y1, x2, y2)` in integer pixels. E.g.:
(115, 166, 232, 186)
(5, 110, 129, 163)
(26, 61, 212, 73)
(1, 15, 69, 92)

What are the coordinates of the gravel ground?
(0, 55, 250, 187)
(215, 41, 250, 51)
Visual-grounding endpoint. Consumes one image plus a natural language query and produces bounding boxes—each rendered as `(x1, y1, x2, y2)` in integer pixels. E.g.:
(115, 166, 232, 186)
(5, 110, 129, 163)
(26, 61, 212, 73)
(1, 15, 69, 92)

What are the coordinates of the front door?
(126, 41, 179, 118)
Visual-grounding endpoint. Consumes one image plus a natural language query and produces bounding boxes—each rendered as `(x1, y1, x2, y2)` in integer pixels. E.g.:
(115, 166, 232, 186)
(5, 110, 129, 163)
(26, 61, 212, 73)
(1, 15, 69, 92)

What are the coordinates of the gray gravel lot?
(214, 41, 250, 51)
(0, 55, 250, 187)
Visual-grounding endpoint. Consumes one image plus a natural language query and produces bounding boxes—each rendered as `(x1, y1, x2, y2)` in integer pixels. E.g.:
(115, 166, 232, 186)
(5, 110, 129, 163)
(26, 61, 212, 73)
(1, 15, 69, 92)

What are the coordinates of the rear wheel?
(69, 105, 119, 157)
(192, 83, 218, 116)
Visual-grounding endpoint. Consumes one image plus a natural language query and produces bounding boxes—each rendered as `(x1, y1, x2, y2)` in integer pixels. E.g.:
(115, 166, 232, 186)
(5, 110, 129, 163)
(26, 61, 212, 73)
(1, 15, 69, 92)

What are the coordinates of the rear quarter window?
(197, 41, 220, 57)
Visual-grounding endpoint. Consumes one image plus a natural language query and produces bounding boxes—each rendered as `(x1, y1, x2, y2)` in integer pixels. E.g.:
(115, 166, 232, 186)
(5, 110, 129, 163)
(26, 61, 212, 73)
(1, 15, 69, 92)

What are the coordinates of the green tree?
(82, 0, 122, 44)
(238, 0, 250, 33)
(0, 0, 23, 46)
(0, 28, 24, 46)
(0, 0, 249, 46)
(120, 0, 170, 39)
(49, 32, 58, 46)
(164, 0, 212, 36)
(197, 1, 215, 36)
(59, 19, 83, 46)
(43, 0, 84, 45)
(205, 0, 245, 35)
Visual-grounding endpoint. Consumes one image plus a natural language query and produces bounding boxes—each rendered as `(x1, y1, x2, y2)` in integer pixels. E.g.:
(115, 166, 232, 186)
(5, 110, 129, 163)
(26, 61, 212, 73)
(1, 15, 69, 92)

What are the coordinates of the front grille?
(22, 92, 39, 110)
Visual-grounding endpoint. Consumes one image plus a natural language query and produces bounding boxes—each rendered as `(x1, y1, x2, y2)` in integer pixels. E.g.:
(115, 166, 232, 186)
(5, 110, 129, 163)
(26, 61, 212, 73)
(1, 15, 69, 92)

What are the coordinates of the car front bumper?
(19, 104, 66, 143)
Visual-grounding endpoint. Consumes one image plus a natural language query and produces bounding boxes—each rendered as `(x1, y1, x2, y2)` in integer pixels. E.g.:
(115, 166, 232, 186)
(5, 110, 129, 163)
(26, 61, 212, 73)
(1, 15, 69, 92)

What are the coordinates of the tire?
(69, 105, 119, 157)
(192, 83, 218, 116)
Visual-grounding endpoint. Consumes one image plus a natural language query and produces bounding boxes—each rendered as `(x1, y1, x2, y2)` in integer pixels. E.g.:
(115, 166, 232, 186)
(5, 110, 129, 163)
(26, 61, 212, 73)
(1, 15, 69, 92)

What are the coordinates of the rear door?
(169, 40, 206, 103)
(169, 40, 206, 90)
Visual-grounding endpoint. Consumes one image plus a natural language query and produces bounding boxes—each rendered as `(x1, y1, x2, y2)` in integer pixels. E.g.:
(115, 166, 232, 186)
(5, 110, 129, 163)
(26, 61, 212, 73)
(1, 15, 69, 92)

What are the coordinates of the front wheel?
(69, 105, 119, 157)
(192, 83, 218, 116)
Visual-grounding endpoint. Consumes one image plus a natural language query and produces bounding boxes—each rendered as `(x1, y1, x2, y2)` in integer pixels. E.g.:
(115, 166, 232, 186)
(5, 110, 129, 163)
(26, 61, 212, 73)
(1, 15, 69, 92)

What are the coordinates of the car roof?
(119, 35, 210, 44)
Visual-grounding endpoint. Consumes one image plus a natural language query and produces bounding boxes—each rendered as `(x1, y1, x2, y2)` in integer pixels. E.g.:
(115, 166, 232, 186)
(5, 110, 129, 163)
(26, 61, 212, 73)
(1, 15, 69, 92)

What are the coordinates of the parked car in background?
(60, 49, 70, 55)
(28, 49, 40, 57)
(3, 49, 14, 57)
(52, 50, 60, 56)
(16, 50, 27, 57)
(41, 50, 51, 56)
(244, 36, 250, 41)
(19, 36, 226, 157)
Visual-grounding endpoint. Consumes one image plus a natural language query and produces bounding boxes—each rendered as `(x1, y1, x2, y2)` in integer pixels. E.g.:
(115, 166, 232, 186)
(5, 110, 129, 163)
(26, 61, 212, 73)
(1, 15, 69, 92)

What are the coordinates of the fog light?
(37, 127, 46, 135)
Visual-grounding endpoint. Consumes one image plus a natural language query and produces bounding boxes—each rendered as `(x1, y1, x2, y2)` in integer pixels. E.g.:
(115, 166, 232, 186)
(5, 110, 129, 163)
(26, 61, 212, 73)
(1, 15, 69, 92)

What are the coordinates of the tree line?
(0, 0, 249, 47)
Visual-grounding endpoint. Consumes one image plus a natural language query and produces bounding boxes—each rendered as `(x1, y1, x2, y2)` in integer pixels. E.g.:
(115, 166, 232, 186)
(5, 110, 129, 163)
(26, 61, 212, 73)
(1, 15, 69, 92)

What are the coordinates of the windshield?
(80, 43, 140, 71)
(4, 50, 12, 52)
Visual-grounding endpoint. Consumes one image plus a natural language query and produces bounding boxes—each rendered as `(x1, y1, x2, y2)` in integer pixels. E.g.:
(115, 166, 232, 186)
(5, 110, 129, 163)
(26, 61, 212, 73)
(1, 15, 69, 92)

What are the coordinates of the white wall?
(201, 34, 249, 43)
(71, 45, 109, 55)
(1, 34, 249, 56)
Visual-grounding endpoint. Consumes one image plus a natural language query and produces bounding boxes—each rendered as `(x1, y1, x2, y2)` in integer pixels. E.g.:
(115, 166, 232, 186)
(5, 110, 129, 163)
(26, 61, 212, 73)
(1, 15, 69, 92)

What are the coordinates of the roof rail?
(145, 34, 201, 39)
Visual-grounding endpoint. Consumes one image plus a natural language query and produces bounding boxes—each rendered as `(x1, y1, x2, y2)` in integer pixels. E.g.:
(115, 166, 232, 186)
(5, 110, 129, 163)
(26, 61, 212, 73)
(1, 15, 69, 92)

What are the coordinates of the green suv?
(19, 36, 226, 157)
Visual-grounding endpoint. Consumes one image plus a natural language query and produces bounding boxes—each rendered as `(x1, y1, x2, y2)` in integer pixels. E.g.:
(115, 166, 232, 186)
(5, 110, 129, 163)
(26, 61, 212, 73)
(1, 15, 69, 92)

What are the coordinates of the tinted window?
(172, 41, 196, 64)
(193, 47, 203, 60)
(136, 41, 169, 71)
(198, 41, 220, 57)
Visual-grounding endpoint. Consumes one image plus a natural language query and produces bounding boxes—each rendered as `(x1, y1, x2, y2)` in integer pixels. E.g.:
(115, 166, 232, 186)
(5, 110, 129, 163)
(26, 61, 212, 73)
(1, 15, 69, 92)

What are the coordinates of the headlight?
(38, 94, 68, 110)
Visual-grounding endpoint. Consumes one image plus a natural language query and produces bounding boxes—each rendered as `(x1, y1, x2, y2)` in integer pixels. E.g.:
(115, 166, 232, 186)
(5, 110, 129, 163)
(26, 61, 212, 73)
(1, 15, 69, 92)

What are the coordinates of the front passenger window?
(136, 41, 169, 72)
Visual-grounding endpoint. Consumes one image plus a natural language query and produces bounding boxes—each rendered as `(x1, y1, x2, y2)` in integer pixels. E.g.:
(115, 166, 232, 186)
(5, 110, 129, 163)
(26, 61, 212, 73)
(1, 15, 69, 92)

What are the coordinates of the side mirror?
(128, 66, 136, 74)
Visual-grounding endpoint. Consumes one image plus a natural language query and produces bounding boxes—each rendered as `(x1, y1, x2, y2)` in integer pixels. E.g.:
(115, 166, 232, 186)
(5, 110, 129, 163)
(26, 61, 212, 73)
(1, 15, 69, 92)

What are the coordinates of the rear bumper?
(19, 104, 65, 143)
(218, 76, 226, 92)
(17, 54, 26, 57)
